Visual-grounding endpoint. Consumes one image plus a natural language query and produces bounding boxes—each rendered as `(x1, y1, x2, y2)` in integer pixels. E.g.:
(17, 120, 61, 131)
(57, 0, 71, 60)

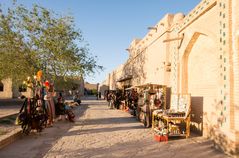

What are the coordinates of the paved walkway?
(0, 99, 23, 118)
(0, 99, 229, 158)
(0, 106, 20, 118)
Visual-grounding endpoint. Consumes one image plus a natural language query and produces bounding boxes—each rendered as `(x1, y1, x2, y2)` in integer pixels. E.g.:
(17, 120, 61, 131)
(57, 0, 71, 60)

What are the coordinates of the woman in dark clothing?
(55, 92, 65, 119)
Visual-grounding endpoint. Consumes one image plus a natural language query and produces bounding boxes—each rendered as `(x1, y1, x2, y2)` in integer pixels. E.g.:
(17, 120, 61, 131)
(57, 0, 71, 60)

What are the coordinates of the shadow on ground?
(53, 135, 227, 158)
(75, 116, 137, 125)
(0, 103, 89, 158)
(67, 125, 145, 136)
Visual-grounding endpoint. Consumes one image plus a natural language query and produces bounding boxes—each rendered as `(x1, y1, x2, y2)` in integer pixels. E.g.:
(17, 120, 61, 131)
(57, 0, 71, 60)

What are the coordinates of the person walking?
(56, 92, 66, 121)
(44, 81, 55, 127)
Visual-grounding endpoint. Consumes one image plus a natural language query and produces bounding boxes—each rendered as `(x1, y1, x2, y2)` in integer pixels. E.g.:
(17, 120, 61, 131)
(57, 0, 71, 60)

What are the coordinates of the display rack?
(152, 93, 191, 138)
(135, 83, 167, 127)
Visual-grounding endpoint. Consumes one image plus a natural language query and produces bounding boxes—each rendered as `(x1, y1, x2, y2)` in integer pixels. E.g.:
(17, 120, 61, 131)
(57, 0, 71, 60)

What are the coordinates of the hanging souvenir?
(37, 70, 43, 81)
(44, 80, 50, 89)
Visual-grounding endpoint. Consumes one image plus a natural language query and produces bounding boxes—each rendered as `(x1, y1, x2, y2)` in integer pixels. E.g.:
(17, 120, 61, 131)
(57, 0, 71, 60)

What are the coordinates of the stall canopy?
(135, 83, 166, 89)
(117, 75, 132, 82)
(125, 86, 137, 90)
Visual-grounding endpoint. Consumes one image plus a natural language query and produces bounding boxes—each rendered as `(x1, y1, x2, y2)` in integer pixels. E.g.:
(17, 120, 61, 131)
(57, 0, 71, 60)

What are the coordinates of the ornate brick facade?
(106, 0, 239, 154)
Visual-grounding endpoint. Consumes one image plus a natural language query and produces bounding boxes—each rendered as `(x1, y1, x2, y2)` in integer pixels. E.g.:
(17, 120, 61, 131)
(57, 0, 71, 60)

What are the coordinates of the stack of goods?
(163, 109, 185, 117)
(153, 120, 168, 142)
(169, 123, 181, 135)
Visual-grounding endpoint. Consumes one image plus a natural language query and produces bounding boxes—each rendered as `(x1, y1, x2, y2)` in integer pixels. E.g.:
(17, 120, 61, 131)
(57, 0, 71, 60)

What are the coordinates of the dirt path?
(0, 99, 228, 158)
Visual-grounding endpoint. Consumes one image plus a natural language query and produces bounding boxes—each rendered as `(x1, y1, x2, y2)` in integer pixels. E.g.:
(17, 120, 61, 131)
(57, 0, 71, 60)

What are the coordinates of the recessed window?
(0, 82, 3, 91)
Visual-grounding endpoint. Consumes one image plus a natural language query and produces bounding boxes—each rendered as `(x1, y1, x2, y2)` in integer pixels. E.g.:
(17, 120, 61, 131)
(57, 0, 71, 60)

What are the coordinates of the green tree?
(0, 2, 102, 83)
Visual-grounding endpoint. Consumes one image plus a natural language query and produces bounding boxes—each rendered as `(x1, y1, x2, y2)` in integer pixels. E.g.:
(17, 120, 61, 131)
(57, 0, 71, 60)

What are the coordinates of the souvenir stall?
(153, 93, 191, 141)
(106, 90, 116, 109)
(123, 86, 138, 115)
(116, 77, 132, 111)
(16, 70, 51, 134)
(135, 83, 167, 127)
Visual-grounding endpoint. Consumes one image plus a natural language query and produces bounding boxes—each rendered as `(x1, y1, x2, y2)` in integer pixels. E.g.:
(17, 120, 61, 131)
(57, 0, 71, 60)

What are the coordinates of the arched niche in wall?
(0, 81, 4, 92)
(181, 32, 219, 95)
(181, 32, 220, 135)
(181, 32, 202, 93)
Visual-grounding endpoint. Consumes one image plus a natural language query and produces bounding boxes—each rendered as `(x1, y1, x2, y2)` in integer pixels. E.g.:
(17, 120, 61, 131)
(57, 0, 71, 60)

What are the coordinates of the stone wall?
(107, 0, 239, 155)
(0, 78, 13, 98)
(176, 0, 219, 137)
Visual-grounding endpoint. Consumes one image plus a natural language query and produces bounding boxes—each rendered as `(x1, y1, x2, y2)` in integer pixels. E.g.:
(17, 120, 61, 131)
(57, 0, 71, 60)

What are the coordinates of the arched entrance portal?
(181, 33, 220, 135)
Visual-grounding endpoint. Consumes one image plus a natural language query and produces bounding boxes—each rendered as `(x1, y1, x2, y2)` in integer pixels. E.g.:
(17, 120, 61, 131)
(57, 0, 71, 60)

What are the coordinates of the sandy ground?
(0, 99, 229, 158)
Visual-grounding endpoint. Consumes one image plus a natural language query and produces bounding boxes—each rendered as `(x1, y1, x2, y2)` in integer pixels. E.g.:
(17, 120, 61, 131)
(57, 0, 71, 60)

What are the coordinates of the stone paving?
(0, 99, 230, 158)
(0, 100, 22, 140)
(0, 99, 23, 118)
(0, 106, 19, 118)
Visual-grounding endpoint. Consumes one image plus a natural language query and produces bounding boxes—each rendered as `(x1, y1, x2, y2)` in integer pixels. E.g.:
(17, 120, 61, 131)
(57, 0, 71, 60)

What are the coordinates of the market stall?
(135, 83, 167, 127)
(153, 93, 191, 139)
(122, 86, 138, 115)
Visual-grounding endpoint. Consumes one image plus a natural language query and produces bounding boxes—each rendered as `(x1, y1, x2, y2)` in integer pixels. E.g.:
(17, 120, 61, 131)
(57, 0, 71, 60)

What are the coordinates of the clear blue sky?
(1, 0, 201, 84)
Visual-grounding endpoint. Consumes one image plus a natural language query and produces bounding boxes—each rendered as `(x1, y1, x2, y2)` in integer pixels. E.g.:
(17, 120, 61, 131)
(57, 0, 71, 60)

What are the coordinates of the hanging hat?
(37, 70, 43, 81)
(44, 80, 50, 88)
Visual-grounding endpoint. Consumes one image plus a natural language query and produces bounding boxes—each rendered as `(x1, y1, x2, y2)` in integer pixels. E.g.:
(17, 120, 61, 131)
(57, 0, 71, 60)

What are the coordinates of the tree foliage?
(0, 2, 102, 83)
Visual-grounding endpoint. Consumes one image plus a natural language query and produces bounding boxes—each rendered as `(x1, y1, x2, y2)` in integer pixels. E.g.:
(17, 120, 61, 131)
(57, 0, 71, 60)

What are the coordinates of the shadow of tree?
(118, 48, 147, 87)
(30, 103, 90, 158)
(0, 103, 89, 158)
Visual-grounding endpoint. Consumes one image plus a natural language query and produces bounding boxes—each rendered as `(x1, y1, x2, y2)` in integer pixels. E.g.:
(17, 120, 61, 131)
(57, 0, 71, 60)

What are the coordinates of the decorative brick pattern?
(107, 0, 239, 154)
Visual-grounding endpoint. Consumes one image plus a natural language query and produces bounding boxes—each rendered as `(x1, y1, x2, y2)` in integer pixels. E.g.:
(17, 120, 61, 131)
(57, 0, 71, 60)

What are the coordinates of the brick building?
(105, 0, 239, 154)
(84, 82, 98, 95)
(0, 78, 31, 98)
